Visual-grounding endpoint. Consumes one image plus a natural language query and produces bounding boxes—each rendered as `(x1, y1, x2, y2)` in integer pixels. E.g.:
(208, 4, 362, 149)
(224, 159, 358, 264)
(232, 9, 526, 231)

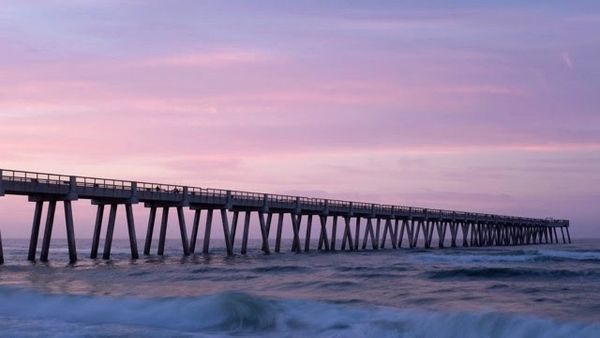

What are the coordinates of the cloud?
(561, 52, 573, 69)
(137, 50, 272, 68)
(1, 1, 599, 238)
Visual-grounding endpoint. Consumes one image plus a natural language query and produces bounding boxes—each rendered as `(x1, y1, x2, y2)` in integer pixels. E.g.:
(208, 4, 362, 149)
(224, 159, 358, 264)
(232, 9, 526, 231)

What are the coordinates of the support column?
(102, 204, 117, 260)
(435, 221, 442, 248)
(410, 220, 419, 248)
(157, 207, 169, 256)
(203, 209, 213, 254)
(125, 204, 139, 259)
(560, 226, 566, 243)
(427, 220, 435, 248)
(28, 201, 44, 261)
(317, 215, 330, 251)
(176, 206, 190, 256)
(354, 217, 361, 250)
(362, 218, 377, 250)
(398, 219, 408, 248)
(374, 218, 381, 249)
(424, 220, 431, 248)
(241, 211, 251, 254)
(330, 215, 338, 251)
(381, 218, 394, 249)
(495, 225, 500, 245)
(144, 206, 157, 255)
(304, 214, 313, 252)
(441, 221, 448, 247)
(566, 227, 571, 244)
(64, 201, 77, 263)
(341, 216, 354, 251)
(0, 229, 3, 265)
(230, 211, 239, 250)
(461, 222, 469, 247)
(258, 212, 270, 254)
(189, 209, 201, 254)
(275, 213, 284, 253)
(450, 221, 458, 247)
(290, 213, 301, 252)
(483, 223, 488, 245)
(542, 227, 547, 244)
(220, 209, 233, 256)
(91, 204, 105, 258)
(264, 213, 273, 245)
(393, 219, 401, 248)
(40, 200, 57, 262)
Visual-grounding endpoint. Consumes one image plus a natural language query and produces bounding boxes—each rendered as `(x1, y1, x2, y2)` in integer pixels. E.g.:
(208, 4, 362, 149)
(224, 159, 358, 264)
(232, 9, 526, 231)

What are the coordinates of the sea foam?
(0, 287, 598, 337)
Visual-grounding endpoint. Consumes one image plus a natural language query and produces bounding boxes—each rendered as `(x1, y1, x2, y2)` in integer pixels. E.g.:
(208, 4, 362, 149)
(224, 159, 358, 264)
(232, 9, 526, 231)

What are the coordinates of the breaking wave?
(0, 287, 598, 337)
(412, 249, 600, 264)
(427, 267, 600, 280)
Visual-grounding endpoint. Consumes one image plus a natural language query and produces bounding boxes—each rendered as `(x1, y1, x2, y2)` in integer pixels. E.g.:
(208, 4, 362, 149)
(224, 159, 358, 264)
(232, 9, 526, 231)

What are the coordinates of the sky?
(0, 1, 599, 239)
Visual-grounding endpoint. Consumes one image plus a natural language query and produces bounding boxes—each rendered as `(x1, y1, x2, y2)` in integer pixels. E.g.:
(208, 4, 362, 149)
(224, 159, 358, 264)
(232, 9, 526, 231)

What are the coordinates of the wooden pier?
(0, 169, 571, 264)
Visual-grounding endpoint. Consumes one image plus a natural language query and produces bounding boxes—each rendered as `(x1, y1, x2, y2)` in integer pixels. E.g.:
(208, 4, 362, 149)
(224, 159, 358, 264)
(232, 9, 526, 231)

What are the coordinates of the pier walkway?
(0, 169, 570, 264)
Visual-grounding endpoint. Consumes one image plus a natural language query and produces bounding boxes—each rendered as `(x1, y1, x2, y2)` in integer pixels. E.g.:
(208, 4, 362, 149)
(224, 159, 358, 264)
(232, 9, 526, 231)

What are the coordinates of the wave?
(535, 250, 600, 262)
(250, 265, 311, 274)
(426, 267, 600, 280)
(0, 287, 598, 337)
(412, 249, 600, 265)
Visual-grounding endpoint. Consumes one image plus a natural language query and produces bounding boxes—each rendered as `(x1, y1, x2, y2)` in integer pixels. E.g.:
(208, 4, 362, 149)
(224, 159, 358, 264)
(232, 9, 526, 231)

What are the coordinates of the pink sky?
(0, 1, 599, 238)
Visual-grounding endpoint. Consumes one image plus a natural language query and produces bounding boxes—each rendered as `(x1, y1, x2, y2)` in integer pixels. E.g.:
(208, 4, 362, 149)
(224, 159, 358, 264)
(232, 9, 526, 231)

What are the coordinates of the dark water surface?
(0, 238, 599, 337)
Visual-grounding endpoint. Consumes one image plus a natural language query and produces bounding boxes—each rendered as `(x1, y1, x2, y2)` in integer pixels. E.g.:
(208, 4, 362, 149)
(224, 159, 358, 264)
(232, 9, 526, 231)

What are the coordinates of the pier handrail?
(2, 169, 70, 186)
(76, 176, 132, 191)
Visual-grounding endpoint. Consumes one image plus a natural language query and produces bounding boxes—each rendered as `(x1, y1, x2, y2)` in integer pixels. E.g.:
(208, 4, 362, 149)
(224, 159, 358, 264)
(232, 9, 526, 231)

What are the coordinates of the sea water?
(0, 238, 599, 337)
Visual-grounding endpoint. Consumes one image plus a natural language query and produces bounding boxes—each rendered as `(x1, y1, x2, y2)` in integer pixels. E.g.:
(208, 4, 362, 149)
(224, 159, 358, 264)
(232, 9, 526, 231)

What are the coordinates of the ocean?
(0, 238, 599, 337)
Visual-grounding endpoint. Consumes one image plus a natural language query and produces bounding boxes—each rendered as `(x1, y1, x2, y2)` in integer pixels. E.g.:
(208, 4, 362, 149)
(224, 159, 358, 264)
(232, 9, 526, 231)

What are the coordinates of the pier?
(0, 169, 571, 264)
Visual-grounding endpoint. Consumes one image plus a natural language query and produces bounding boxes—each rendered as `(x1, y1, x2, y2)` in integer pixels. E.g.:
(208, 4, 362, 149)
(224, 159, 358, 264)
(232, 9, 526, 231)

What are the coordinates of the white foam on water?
(0, 287, 598, 337)
(536, 249, 600, 261)
(411, 248, 600, 265)
(411, 251, 538, 264)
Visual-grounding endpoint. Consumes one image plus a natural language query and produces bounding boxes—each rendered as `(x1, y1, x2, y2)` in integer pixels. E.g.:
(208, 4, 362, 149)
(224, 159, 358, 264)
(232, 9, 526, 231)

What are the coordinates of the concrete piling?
(220, 209, 233, 256)
(317, 215, 330, 251)
(0, 229, 3, 265)
(64, 201, 77, 263)
(176, 207, 189, 256)
(144, 206, 157, 255)
(241, 211, 251, 254)
(39, 200, 56, 262)
(258, 212, 270, 254)
(275, 213, 284, 253)
(188, 209, 200, 254)
(202, 209, 213, 254)
(304, 214, 312, 252)
(91, 204, 105, 258)
(330, 215, 338, 251)
(102, 204, 117, 260)
(126, 204, 139, 259)
(157, 207, 169, 255)
(28, 201, 44, 261)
